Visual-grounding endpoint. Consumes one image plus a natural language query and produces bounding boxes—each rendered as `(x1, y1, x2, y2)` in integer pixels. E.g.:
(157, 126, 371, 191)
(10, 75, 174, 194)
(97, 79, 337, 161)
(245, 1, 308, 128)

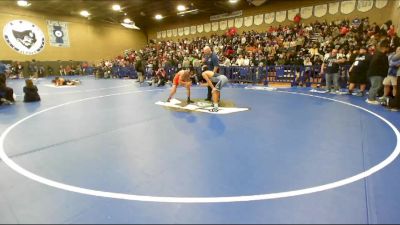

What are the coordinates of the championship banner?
(47, 20, 70, 47)
(178, 28, 184, 36)
(184, 27, 190, 35)
(191, 26, 197, 35)
(375, 0, 388, 9)
(197, 25, 204, 33)
(340, 0, 356, 14)
(288, 8, 299, 21)
(235, 17, 243, 28)
(244, 16, 253, 27)
(314, 4, 327, 18)
(219, 20, 228, 30)
(301, 6, 313, 19)
(357, 0, 373, 12)
(264, 12, 275, 24)
(254, 14, 264, 26)
(228, 19, 235, 28)
(275, 11, 287, 23)
(212, 22, 219, 31)
(157, 32, 161, 39)
(204, 23, 211, 33)
(329, 2, 340, 15)
(167, 30, 172, 37)
(172, 29, 177, 37)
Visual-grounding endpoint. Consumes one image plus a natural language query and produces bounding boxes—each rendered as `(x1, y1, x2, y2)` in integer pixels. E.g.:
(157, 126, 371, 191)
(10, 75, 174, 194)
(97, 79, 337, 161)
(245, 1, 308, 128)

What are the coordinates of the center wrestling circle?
(0, 88, 399, 203)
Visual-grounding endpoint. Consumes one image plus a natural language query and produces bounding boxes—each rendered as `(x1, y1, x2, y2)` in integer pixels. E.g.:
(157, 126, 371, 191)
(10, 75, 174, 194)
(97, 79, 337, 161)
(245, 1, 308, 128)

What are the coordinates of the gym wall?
(0, 5, 148, 64)
(147, 0, 396, 41)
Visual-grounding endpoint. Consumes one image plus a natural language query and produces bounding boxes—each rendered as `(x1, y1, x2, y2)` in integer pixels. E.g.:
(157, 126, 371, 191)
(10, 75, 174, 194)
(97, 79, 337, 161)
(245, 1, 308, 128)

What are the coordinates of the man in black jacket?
(366, 40, 390, 105)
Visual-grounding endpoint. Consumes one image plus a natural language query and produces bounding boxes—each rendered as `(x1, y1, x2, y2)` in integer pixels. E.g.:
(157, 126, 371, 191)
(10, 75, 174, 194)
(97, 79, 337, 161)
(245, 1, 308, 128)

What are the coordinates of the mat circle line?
(0, 89, 399, 203)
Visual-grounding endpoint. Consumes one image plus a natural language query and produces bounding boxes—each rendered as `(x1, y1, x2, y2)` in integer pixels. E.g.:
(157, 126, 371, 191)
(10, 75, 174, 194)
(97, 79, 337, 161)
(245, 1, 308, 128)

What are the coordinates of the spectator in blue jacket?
(382, 46, 400, 99)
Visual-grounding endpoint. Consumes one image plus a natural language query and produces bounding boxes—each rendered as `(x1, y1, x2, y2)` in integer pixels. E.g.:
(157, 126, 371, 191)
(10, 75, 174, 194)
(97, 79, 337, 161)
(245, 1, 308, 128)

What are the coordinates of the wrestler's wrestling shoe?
(187, 98, 194, 104)
(209, 107, 219, 112)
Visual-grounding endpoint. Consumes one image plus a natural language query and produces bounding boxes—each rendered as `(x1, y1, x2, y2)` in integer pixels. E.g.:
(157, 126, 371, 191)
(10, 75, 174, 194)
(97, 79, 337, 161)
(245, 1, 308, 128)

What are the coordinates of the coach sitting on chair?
(202, 46, 219, 101)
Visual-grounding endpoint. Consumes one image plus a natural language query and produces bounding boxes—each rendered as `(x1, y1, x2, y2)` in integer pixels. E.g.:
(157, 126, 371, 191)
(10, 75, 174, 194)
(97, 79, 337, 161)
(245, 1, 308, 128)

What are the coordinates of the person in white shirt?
(243, 55, 250, 66)
(236, 55, 244, 66)
(223, 57, 231, 67)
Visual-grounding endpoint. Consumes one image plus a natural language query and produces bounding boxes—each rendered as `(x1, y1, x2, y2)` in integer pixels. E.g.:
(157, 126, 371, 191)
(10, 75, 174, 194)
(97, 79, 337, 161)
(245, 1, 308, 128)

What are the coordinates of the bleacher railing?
(98, 64, 351, 88)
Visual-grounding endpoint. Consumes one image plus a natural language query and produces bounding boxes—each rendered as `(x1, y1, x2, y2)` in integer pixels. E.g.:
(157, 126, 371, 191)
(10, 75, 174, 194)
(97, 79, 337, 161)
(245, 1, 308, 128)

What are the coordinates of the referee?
(202, 46, 219, 101)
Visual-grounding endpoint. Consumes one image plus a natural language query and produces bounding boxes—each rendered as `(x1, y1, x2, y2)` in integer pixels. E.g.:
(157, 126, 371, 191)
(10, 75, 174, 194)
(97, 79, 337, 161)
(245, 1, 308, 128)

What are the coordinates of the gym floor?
(0, 77, 399, 224)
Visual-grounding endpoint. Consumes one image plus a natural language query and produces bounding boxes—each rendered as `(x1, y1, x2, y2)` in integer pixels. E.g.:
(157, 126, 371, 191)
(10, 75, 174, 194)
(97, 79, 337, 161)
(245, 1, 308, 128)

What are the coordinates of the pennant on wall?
(254, 14, 264, 25)
(314, 4, 327, 17)
(288, 8, 300, 21)
(47, 20, 70, 47)
(375, 0, 388, 9)
(228, 19, 235, 28)
(244, 16, 253, 27)
(157, 31, 161, 39)
(235, 17, 243, 28)
(212, 22, 219, 31)
(340, 0, 356, 14)
(191, 26, 197, 35)
(172, 29, 177, 37)
(275, 11, 287, 22)
(329, 2, 340, 15)
(357, 0, 373, 12)
(204, 23, 211, 32)
(197, 24, 204, 33)
(219, 20, 228, 30)
(300, 6, 313, 19)
(178, 28, 184, 36)
(264, 12, 275, 24)
(184, 27, 190, 35)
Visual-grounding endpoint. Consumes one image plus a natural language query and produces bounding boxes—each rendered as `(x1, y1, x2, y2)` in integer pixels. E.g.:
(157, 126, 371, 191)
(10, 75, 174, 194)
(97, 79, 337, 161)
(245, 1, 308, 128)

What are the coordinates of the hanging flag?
(47, 20, 70, 47)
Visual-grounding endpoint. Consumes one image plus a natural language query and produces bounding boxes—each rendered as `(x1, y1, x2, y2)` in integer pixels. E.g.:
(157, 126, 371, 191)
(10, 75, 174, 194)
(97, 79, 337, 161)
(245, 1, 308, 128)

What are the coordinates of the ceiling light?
(121, 22, 140, 30)
(123, 18, 132, 23)
(112, 4, 121, 11)
(155, 14, 163, 20)
(177, 5, 186, 11)
(80, 10, 90, 17)
(229, 0, 239, 3)
(17, 0, 31, 7)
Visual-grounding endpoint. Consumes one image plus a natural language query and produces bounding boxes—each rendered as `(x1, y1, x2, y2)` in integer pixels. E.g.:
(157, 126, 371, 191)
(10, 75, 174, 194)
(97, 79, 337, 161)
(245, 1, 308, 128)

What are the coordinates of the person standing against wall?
(320, 49, 346, 93)
(366, 40, 390, 105)
(202, 46, 219, 101)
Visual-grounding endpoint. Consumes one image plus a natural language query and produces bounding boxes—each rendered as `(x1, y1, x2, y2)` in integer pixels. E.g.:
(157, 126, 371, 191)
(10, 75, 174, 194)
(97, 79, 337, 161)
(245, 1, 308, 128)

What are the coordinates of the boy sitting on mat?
(167, 67, 195, 104)
(201, 70, 229, 112)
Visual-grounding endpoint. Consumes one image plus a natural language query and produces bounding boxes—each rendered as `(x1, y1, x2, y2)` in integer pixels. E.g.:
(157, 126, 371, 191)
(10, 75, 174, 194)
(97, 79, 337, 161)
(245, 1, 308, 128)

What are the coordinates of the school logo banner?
(3, 20, 45, 55)
(47, 20, 70, 47)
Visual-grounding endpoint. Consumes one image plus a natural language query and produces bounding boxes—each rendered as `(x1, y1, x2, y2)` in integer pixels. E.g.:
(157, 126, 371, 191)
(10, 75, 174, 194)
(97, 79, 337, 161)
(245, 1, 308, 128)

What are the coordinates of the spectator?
(135, 56, 145, 84)
(348, 46, 371, 96)
(366, 40, 390, 104)
(320, 49, 346, 92)
(381, 46, 400, 101)
(0, 72, 15, 104)
(29, 59, 38, 79)
(23, 79, 41, 102)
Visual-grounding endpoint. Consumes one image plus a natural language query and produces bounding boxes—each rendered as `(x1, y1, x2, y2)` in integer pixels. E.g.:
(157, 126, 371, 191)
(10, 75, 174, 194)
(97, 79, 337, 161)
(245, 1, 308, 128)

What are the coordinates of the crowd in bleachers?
(107, 17, 397, 74)
(97, 16, 399, 110)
